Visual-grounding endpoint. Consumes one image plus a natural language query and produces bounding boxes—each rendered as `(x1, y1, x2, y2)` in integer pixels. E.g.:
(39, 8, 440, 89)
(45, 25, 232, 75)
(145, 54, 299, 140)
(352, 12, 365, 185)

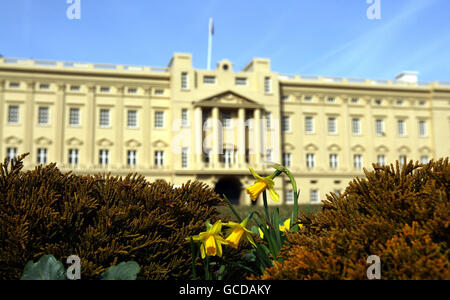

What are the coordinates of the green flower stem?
(189, 237, 198, 280)
(223, 194, 243, 223)
(262, 190, 270, 222)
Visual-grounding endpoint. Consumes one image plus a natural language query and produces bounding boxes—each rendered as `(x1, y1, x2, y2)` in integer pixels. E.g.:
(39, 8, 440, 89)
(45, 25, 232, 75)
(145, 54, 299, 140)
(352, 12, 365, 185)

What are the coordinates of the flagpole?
(207, 18, 213, 70)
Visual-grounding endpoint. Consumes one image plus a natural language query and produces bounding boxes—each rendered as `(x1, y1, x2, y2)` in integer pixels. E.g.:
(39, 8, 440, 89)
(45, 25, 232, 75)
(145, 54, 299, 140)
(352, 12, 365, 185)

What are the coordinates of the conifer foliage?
(255, 159, 449, 280)
(0, 154, 224, 280)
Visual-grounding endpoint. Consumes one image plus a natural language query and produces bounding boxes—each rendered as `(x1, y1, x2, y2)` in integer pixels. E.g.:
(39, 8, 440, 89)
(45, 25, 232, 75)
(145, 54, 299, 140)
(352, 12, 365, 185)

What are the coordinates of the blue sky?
(0, 0, 449, 81)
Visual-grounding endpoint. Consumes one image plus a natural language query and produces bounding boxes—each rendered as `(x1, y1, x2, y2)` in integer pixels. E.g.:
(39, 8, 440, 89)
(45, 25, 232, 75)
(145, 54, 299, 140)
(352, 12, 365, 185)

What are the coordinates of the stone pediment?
(351, 144, 365, 153)
(152, 139, 169, 149)
(375, 145, 389, 153)
(194, 90, 263, 109)
(283, 143, 296, 151)
(398, 146, 411, 154)
(97, 138, 114, 147)
(4, 136, 22, 145)
(66, 137, 84, 146)
(35, 136, 53, 146)
(327, 144, 341, 152)
(125, 139, 142, 148)
(304, 143, 318, 152)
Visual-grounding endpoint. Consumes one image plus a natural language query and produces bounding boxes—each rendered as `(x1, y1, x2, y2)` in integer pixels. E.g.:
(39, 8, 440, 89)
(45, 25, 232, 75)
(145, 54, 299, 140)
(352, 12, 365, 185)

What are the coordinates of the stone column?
(115, 86, 124, 168)
(86, 85, 96, 167)
(211, 107, 220, 168)
(194, 106, 203, 169)
(0, 80, 4, 160)
(253, 108, 261, 169)
(24, 81, 35, 166)
(237, 108, 246, 168)
(55, 84, 66, 165)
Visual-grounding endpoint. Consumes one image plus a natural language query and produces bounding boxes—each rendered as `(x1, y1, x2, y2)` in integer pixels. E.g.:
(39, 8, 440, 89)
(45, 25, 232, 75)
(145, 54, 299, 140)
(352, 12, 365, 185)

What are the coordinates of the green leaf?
(20, 255, 66, 280)
(101, 261, 140, 280)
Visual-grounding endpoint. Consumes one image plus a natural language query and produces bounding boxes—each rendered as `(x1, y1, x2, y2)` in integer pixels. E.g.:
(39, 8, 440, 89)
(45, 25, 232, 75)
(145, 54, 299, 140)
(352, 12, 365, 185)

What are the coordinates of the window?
(377, 155, 386, 166)
(310, 189, 320, 204)
(327, 97, 336, 103)
(127, 150, 137, 166)
(127, 110, 138, 128)
(181, 109, 189, 127)
(204, 149, 211, 164)
(328, 117, 337, 134)
(99, 150, 109, 166)
(306, 153, 315, 169)
(155, 151, 164, 166)
(39, 84, 50, 90)
(38, 107, 49, 125)
(203, 76, 216, 85)
(264, 77, 272, 94)
(37, 148, 48, 164)
(419, 121, 427, 137)
(6, 147, 17, 162)
(421, 155, 429, 164)
(352, 118, 361, 135)
(419, 101, 426, 107)
(265, 112, 272, 129)
(99, 109, 110, 127)
(375, 99, 382, 105)
(235, 77, 248, 86)
(397, 120, 406, 137)
(375, 119, 385, 136)
(9, 82, 20, 88)
(69, 108, 80, 126)
(181, 72, 189, 90)
(100, 86, 110, 93)
(351, 98, 359, 104)
(281, 95, 289, 102)
(68, 149, 79, 166)
(155, 89, 165, 95)
(330, 154, 338, 169)
(283, 153, 292, 167)
(70, 85, 80, 91)
(100, 110, 113, 129)
(266, 149, 273, 163)
(304, 96, 312, 102)
(181, 147, 189, 168)
(155, 111, 165, 129)
(128, 88, 138, 94)
(354, 154, 363, 169)
(224, 149, 233, 166)
(8, 105, 19, 124)
(282, 115, 291, 132)
(399, 155, 407, 168)
(396, 100, 404, 106)
(222, 111, 232, 129)
(285, 190, 294, 204)
(305, 116, 314, 134)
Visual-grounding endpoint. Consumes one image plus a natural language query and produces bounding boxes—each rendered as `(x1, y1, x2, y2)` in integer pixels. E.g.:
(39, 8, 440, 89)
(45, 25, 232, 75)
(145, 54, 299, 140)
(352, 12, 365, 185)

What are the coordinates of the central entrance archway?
(214, 177, 242, 205)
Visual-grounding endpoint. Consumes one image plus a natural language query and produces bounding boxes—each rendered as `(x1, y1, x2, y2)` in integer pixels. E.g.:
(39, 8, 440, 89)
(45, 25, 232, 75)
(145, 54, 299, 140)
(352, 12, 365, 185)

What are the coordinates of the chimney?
(395, 71, 419, 84)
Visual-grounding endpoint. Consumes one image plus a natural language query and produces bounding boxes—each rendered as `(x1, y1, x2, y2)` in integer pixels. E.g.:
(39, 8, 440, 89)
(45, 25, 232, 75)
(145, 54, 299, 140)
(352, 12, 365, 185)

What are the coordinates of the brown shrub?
(0, 154, 224, 280)
(254, 159, 449, 280)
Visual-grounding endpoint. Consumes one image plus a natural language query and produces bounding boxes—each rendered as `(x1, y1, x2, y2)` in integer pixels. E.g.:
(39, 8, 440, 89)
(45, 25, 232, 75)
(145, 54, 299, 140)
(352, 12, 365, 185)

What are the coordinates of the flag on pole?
(207, 18, 213, 70)
(209, 18, 214, 36)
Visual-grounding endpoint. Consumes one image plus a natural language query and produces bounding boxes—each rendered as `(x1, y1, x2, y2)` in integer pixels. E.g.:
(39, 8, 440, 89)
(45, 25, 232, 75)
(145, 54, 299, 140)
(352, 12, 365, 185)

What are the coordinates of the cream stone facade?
(0, 54, 449, 205)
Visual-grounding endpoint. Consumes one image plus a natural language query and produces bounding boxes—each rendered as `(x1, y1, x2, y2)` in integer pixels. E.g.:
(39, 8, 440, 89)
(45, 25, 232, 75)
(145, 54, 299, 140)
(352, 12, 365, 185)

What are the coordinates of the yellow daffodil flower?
(223, 217, 256, 249)
(188, 220, 228, 259)
(258, 227, 265, 239)
(246, 168, 279, 202)
(279, 218, 291, 232)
